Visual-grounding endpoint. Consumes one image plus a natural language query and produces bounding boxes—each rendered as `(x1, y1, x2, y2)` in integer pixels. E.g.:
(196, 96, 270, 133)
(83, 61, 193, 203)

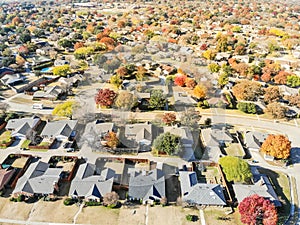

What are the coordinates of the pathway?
(73, 203, 84, 224)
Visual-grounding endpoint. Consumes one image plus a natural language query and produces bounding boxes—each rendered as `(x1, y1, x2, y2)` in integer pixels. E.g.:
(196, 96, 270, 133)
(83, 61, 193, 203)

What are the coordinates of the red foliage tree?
(238, 194, 278, 225)
(261, 73, 272, 82)
(200, 43, 208, 50)
(162, 113, 176, 126)
(174, 75, 187, 87)
(95, 89, 117, 108)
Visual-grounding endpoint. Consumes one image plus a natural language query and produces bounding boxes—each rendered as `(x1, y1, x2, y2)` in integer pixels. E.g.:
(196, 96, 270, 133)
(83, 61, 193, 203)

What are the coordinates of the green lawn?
(257, 168, 291, 224)
(38, 142, 50, 147)
(225, 143, 244, 157)
(21, 139, 31, 149)
(0, 131, 12, 144)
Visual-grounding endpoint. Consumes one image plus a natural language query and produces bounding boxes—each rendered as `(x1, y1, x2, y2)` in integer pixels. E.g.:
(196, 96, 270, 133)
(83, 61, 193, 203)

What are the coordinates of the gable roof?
(33, 86, 64, 99)
(125, 123, 152, 142)
(233, 174, 281, 207)
(179, 171, 226, 206)
(6, 117, 40, 131)
(244, 131, 268, 150)
(69, 163, 114, 199)
(6, 117, 40, 137)
(128, 169, 165, 201)
(41, 120, 77, 138)
(13, 161, 62, 195)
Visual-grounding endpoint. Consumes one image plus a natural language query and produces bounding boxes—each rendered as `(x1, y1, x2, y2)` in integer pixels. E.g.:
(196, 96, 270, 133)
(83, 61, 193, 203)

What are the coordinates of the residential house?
(233, 167, 281, 207)
(244, 131, 268, 152)
(164, 126, 195, 161)
(201, 127, 233, 162)
(179, 171, 226, 206)
(32, 85, 64, 101)
(128, 169, 165, 204)
(0, 67, 14, 78)
(6, 116, 41, 139)
(0, 74, 25, 86)
(123, 122, 153, 152)
(12, 160, 62, 197)
(69, 162, 115, 202)
(41, 120, 78, 141)
(95, 121, 115, 139)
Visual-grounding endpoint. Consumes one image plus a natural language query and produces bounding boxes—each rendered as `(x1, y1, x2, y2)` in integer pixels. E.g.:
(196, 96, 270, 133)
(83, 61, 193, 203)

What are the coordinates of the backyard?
(0, 131, 13, 148)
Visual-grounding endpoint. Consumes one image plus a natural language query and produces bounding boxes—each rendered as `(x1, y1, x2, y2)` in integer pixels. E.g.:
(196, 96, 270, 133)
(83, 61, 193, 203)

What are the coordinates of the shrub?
(17, 195, 25, 202)
(186, 214, 198, 222)
(63, 198, 75, 206)
(85, 201, 102, 206)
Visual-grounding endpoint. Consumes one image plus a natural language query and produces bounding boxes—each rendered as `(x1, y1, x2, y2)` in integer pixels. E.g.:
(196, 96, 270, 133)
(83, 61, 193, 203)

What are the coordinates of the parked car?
(63, 142, 71, 148)
(66, 148, 75, 152)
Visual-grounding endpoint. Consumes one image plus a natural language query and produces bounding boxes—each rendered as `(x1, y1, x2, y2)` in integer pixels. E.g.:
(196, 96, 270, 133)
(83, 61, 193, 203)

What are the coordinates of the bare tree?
(103, 191, 119, 207)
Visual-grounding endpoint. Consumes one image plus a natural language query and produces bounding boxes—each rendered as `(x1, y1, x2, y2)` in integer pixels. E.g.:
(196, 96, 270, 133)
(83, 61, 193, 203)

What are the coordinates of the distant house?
(12, 161, 62, 197)
(0, 74, 25, 86)
(6, 116, 41, 139)
(0, 67, 14, 78)
(32, 85, 64, 101)
(69, 163, 114, 202)
(244, 131, 268, 152)
(179, 171, 226, 206)
(41, 120, 78, 141)
(128, 169, 165, 204)
(124, 123, 153, 152)
(233, 169, 281, 207)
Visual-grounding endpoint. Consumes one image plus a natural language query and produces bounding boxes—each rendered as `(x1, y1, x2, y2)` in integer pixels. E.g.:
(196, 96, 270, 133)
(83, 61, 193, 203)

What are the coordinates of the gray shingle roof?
(41, 120, 77, 138)
(233, 174, 282, 207)
(128, 169, 165, 201)
(13, 161, 62, 196)
(179, 171, 226, 206)
(244, 131, 268, 150)
(6, 117, 40, 131)
(69, 163, 114, 200)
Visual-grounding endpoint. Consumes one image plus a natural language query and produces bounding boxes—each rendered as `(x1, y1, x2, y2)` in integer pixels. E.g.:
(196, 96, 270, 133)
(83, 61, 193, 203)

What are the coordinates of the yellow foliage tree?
(193, 85, 207, 99)
(52, 101, 75, 119)
(52, 65, 70, 77)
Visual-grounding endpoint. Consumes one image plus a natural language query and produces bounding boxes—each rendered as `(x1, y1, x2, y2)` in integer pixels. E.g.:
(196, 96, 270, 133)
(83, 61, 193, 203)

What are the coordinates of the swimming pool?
(41, 67, 53, 73)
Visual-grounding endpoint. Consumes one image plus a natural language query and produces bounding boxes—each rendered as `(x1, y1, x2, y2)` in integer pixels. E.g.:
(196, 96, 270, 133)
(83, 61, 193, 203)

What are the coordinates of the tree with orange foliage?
(193, 85, 207, 100)
(86, 23, 95, 33)
(12, 17, 23, 26)
(174, 75, 187, 87)
(238, 194, 278, 225)
(116, 66, 128, 78)
(261, 134, 291, 159)
(162, 113, 176, 126)
(185, 78, 196, 89)
(74, 42, 84, 50)
(261, 73, 272, 82)
(105, 132, 119, 149)
(232, 63, 249, 77)
(99, 37, 116, 49)
(274, 71, 289, 84)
